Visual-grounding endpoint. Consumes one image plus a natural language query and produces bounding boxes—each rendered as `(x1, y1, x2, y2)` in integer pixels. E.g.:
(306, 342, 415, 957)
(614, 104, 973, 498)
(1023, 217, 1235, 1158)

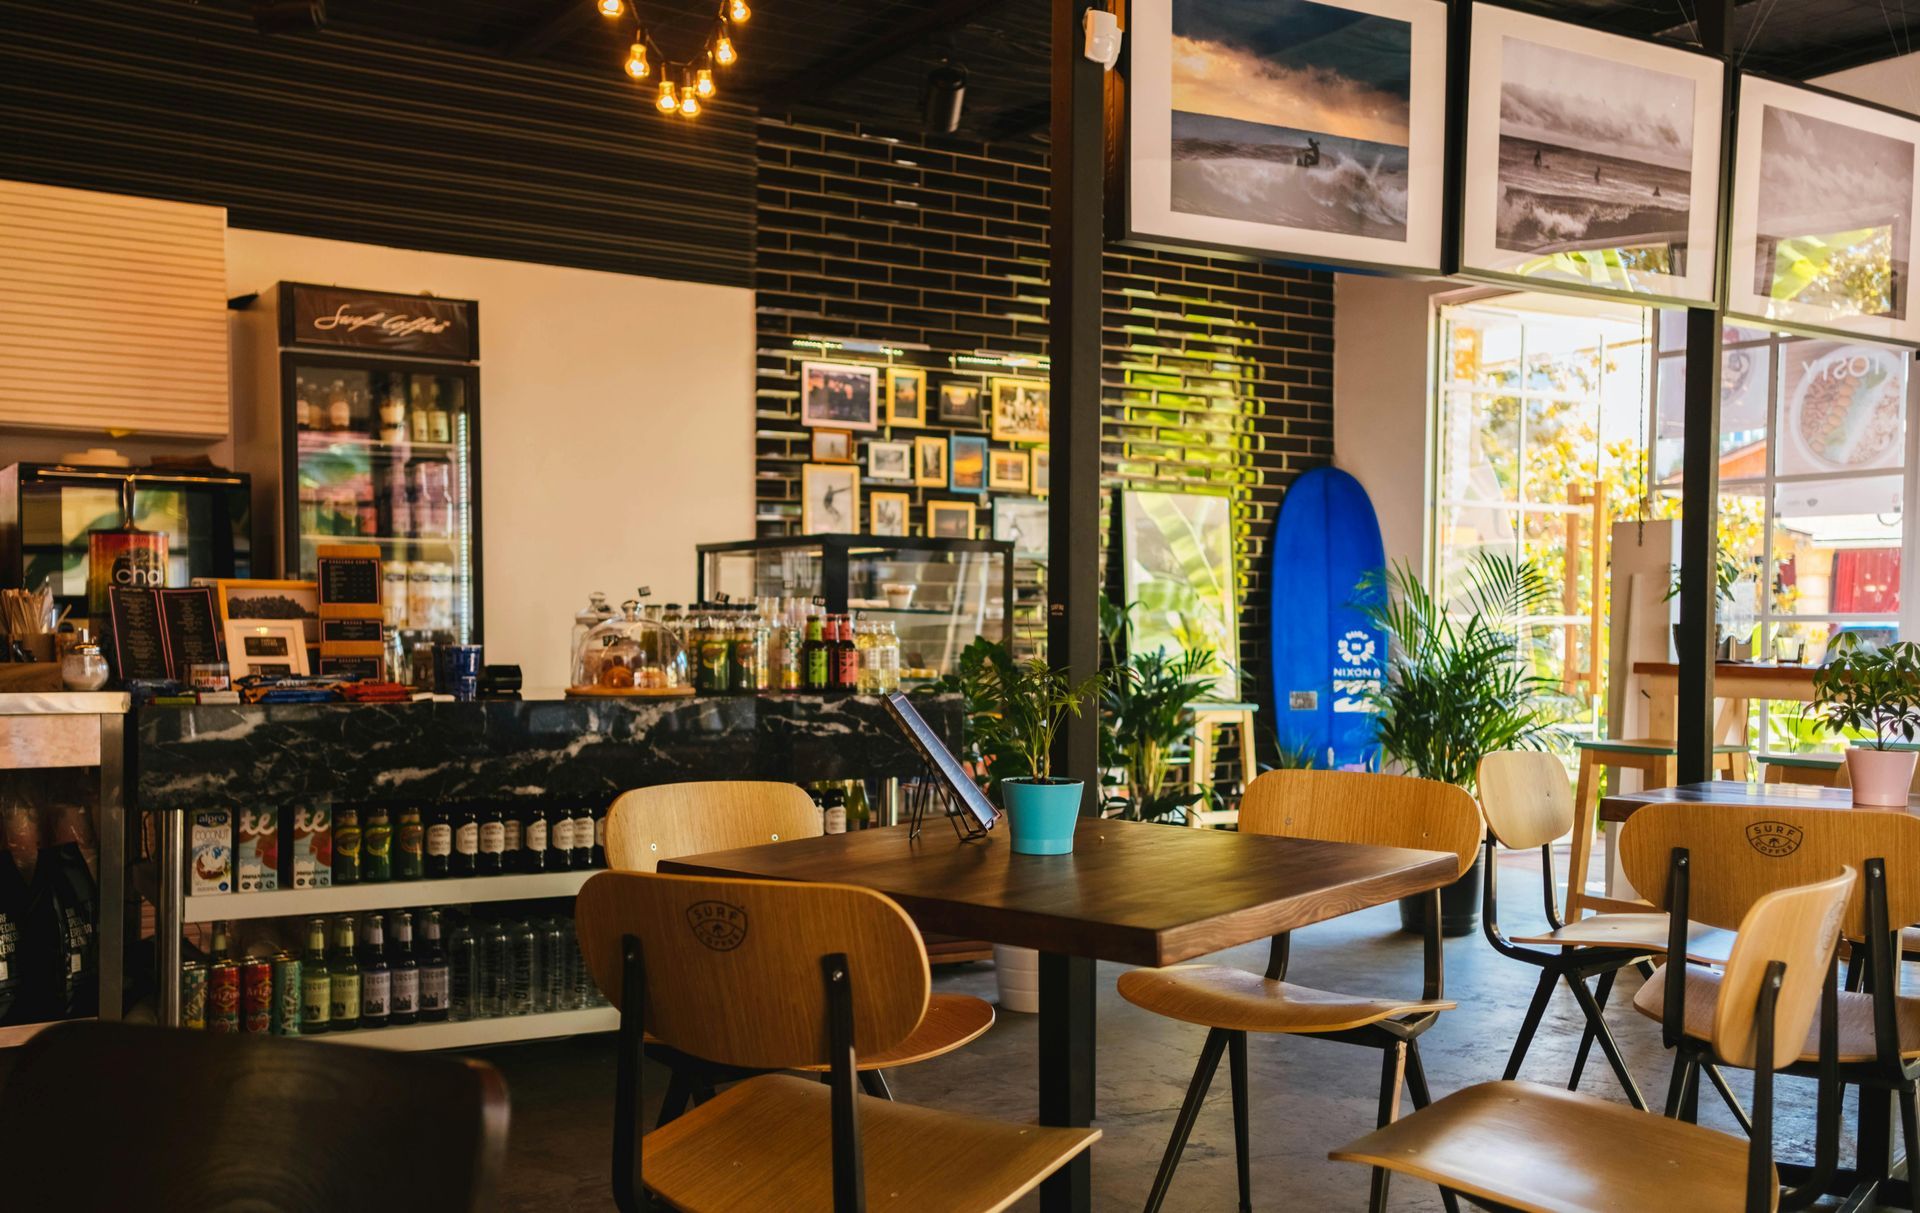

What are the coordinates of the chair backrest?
(575, 869, 929, 1070)
(1618, 800, 1920, 939)
(1239, 769, 1483, 878)
(1712, 867, 1855, 1070)
(1475, 750, 1574, 851)
(605, 780, 822, 872)
(0, 1020, 507, 1211)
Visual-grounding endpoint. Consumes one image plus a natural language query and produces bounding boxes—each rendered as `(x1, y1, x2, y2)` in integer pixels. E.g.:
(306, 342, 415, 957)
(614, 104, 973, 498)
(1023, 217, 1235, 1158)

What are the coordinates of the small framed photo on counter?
(871, 491, 911, 537)
(801, 463, 861, 534)
(225, 620, 310, 679)
(811, 428, 856, 463)
(988, 448, 1031, 491)
(886, 366, 927, 427)
(868, 439, 913, 481)
(927, 500, 977, 540)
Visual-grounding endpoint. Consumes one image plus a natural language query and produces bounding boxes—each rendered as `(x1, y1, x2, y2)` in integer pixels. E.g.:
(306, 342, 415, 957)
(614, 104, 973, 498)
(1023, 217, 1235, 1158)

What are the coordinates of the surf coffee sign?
(280, 283, 479, 361)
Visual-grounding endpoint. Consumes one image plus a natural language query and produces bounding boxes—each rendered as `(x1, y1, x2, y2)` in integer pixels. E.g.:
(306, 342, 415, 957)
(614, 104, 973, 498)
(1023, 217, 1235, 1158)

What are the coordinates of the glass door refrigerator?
(272, 283, 482, 645)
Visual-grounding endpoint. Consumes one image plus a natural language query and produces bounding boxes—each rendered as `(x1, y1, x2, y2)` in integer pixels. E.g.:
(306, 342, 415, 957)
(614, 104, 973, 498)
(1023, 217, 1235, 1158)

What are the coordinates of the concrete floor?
(486, 849, 1856, 1211)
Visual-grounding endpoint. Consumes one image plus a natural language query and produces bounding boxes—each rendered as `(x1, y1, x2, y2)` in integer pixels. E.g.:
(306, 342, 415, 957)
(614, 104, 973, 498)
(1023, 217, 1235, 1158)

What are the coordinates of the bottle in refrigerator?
(521, 805, 549, 873)
(389, 910, 419, 1027)
(419, 909, 450, 1022)
(394, 807, 424, 880)
(450, 805, 478, 877)
(360, 914, 391, 1029)
(570, 806, 596, 870)
(329, 916, 361, 1031)
(383, 562, 410, 629)
(425, 807, 452, 878)
(425, 380, 452, 444)
(547, 806, 573, 872)
(300, 917, 331, 1035)
(408, 380, 433, 442)
(333, 808, 361, 886)
(479, 918, 511, 1019)
(477, 806, 505, 876)
(326, 379, 352, 431)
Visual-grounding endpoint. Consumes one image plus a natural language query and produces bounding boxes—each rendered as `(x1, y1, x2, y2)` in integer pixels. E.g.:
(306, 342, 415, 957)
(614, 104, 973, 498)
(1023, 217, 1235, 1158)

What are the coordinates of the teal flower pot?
(1002, 779, 1084, 855)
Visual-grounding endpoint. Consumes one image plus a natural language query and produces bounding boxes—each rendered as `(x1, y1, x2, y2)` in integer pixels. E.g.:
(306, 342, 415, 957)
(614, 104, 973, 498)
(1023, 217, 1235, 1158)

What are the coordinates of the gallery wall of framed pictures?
(791, 357, 1051, 553)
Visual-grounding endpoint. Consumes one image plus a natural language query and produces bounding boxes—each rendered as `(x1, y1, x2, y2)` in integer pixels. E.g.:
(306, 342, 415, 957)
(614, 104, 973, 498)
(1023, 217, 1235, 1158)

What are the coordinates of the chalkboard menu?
(280, 282, 478, 361)
(108, 586, 222, 680)
(159, 587, 224, 672)
(322, 618, 383, 644)
(317, 547, 382, 616)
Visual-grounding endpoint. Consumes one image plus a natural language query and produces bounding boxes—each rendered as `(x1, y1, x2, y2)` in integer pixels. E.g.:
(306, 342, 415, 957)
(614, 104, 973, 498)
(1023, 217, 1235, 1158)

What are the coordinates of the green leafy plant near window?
(937, 638, 1103, 789)
(1810, 637, 1920, 750)
(1359, 553, 1557, 789)
(1098, 596, 1219, 822)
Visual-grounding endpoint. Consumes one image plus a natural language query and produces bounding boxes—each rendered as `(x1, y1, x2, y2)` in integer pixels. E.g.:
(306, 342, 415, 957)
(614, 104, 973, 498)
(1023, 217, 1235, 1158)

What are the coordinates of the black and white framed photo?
(810, 428, 855, 463)
(886, 367, 927, 427)
(801, 463, 860, 534)
(1727, 76, 1919, 346)
(1127, 0, 1448, 273)
(937, 381, 985, 427)
(868, 439, 913, 481)
(871, 492, 911, 537)
(993, 498, 1049, 559)
(1462, 4, 1725, 305)
(800, 361, 880, 430)
(913, 436, 949, 487)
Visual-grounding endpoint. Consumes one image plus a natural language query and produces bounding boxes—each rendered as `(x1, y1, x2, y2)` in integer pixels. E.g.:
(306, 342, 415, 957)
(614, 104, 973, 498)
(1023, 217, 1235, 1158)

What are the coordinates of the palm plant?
(1359, 553, 1556, 789)
(1099, 597, 1220, 822)
(939, 637, 1102, 788)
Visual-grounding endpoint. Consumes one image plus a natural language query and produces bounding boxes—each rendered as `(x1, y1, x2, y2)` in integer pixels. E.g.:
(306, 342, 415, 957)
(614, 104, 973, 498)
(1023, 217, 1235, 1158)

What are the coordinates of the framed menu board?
(108, 586, 223, 680)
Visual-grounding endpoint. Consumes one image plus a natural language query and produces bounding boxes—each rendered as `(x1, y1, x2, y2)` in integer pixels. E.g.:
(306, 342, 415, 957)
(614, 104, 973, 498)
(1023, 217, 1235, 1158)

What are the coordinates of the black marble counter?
(133, 693, 961, 810)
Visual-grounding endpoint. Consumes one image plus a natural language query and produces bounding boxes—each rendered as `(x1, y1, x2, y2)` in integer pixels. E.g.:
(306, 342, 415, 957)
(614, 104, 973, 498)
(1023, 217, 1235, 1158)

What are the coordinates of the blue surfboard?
(1268, 467, 1386, 771)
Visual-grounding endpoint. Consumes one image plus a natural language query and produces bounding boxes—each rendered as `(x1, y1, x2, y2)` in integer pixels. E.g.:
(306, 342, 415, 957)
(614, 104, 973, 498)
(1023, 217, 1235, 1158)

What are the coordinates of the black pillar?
(1676, 0, 1735, 783)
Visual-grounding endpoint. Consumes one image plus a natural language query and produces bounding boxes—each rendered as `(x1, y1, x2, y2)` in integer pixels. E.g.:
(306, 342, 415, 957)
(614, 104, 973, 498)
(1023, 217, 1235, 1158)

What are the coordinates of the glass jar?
(62, 643, 109, 691)
(570, 592, 612, 686)
(622, 605, 688, 690)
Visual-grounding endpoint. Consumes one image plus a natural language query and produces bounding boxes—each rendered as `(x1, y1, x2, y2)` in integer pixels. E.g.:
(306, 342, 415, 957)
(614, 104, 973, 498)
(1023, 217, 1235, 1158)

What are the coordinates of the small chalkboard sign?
(322, 618, 383, 644)
(108, 587, 171, 681)
(319, 554, 382, 612)
(159, 587, 224, 673)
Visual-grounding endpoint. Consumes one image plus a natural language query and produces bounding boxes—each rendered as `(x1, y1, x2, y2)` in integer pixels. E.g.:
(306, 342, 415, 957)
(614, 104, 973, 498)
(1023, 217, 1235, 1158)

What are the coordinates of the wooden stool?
(1567, 739, 1748, 921)
(1760, 752, 1848, 787)
(1187, 701, 1257, 829)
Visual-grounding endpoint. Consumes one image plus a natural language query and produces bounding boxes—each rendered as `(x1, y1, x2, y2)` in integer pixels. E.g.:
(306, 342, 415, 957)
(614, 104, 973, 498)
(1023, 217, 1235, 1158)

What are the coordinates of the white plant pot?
(1846, 746, 1917, 807)
(992, 943, 1041, 1014)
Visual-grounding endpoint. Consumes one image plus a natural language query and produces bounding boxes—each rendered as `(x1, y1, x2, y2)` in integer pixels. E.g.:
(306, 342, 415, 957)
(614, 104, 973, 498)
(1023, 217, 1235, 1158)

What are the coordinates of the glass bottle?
(389, 910, 419, 1027)
(803, 611, 828, 692)
(326, 378, 352, 431)
(329, 916, 362, 1031)
(419, 910, 450, 1023)
(450, 805, 479, 877)
(362, 806, 392, 883)
(845, 780, 871, 831)
(782, 602, 806, 692)
(379, 386, 408, 444)
(537, 916, 566, 1013)
(571, 592, 612, 687)
(425, 807, 452, 878)
(699, 606, 729, 693)
(507, 917, 538, 1017)
(883, 622, 902, 691)
(521, 804, 549, 873)
(333, 807, 361, 886)
(821, 786, 847, 835)
(477, 805, 505, 876)
(300, 917, 331, 1035)
(832, 615, 858, 691)
(547, 805, 574, 873)
(448, 917, 477, 1022)
(394, 807, 424, 880)
(856, 621, 876, 693)
(570, 805, 596, 870)
(501, 805, 523, 870)
(591, 802, 608, 870)
(359, 914, 391, 1029)
(425, 380, 452, 444)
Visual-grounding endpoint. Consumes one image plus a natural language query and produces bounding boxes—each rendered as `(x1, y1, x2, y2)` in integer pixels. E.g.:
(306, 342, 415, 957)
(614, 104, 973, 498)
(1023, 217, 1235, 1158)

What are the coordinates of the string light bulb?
(624, 41, 651, 79)
(597, 0, 624, 15)
(695, 66, 715, 97)
(728, 0, 750, 22)
(713, 31, 736, 65)
(677, 69, 700, 115)
(656, 79, 678, 113)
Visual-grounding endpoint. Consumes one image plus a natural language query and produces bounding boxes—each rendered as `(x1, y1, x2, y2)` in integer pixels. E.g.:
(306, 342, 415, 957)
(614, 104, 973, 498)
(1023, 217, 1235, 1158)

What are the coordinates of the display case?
(696, 536, 1013, 683)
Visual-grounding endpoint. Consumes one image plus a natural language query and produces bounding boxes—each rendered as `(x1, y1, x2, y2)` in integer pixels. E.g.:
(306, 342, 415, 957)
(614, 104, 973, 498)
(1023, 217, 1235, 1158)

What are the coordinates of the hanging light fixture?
(727, 0, 750, 22)
(623, 40, 650, 79)
(712, 26, 737, 67)
(695, 65, 715, 98)
(678, 71, 702, 117)
(597, 0, 747, 118)
(596, 0, 624, 15)
(656, 78, 679, 113)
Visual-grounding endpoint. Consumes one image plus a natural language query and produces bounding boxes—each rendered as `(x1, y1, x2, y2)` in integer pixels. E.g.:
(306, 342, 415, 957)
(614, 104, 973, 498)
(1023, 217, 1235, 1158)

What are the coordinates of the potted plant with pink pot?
(1811, 637, 1920, 807)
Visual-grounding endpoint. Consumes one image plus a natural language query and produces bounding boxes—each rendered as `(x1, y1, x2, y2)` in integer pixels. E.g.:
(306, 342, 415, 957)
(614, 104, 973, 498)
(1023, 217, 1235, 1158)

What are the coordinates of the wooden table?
(661, 816, 1459, 1212)
(1598, 778, 1912, 825)
(1631, 660, 1817, 743)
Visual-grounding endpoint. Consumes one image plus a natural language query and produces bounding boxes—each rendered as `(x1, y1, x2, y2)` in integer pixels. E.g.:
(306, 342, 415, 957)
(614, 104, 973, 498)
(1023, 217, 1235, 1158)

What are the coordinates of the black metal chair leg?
(1503, 968, 1558, 1081)
(1702, 1063, 1753, 1135)
(1402, 1044, 1461, 1213)
(1664, 1053, 1692, 1119)
(1142, 1028, 1229, 1213)
(1567, 968, 1617, 1091)
(1367, 1042, 1408, 1212)
(1845, 947, 1865, 992)
(1564, 968, 1647, 1110)
(654, 1067, 694, 1129)
(1229, 1031, 1251, 1213)
(858, 1069, 893, 1100)
(1900, 1086, 1920, 1179)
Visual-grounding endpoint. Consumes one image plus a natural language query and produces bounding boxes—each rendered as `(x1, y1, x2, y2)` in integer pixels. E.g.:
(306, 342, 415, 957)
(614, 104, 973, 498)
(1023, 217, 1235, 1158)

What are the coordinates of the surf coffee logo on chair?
(687, 901, 749, 951)
(1745, 820, 1804, 857)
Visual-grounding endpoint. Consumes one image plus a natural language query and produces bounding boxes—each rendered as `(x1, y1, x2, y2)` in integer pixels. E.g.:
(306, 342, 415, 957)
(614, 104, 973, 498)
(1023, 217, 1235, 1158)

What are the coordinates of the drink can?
(180, 962, 208, 1030)
(241, 958, 274, 1033)
(208, 961, 241, 1033)
(272, 953, 302, 1036)
(442, 643, 482, 702)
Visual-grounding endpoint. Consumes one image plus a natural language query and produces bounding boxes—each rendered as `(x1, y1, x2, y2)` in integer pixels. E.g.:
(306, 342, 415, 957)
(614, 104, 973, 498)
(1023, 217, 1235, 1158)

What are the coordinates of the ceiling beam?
(502, 0, 599, 58)
(756, 0, 1015, 110)
(1792, 33, 1920, 80)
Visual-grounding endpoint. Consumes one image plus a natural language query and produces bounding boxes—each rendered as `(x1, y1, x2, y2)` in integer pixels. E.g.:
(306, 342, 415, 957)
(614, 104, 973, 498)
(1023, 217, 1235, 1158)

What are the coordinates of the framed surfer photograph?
(800, 463, 860, 535)
(799, 361, 880, 431)
(989, 377, 1050, 442)
(870, 492, 911, 537)
(937, 381, 985, 426)
(913, 436, 949, 487)
(886, 366, 927, 427)
(1126, 0, 1448, 274)
(1725, 75, 1920, 346)
(993, 498, 1049, 559)
(988, 448, 1031, 491)
(949, 435, 989, 495)
(1461, 4, 1726, 306)
(867, 439, 913, 481)
(1120, 489, 1239, 699)
(926, 500, 977, 540)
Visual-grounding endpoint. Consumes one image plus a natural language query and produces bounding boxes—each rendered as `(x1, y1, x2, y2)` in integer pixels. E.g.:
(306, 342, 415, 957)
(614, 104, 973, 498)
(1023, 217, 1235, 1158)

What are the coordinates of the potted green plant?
(1098, 597, 1220, 823)
(1665, 550, 1748, 658)
(1811, 637, 1920, 806)
(1361, 553, 1557, 936)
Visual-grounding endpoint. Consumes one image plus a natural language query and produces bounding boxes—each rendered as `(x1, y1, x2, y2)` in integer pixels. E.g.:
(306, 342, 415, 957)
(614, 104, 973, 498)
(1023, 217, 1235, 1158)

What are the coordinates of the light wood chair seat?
(641, 1073, 1100, 1213)
(640, 992, 995, 1073)
(1330, 1080, 1762, 1213)
(1118, 965, 1453, 1034)
(1634, 963, 1920, 1064)
(1507, 912, 1737, 964)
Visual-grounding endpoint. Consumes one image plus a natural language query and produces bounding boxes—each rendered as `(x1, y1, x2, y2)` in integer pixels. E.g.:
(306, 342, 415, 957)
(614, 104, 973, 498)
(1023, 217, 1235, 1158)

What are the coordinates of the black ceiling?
(208, 0, 1914, 142)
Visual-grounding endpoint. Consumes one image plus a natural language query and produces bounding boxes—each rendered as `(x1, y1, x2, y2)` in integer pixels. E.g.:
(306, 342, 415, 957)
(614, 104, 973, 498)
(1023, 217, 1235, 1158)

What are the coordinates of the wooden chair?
(1476, 750, 1741, 1119)
(575, 870, 1099, 1213)
(0, 1019, 508, 1211)
(605, 781, 994, 1115)
(1568, 737, 1748, 920)
(1116, 769, 1483, 1213)
(1619, 801, 1920, 1207)
(1330, 866, 1856, 1213)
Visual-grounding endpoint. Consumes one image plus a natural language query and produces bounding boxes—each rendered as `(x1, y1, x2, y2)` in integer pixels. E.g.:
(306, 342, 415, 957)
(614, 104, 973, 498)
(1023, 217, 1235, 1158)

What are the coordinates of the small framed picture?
(950, 435, 989, 494)
(990, 377, 1050, 442)
(871, 492, 911, 537)
(811, 428, 855, 463)
(204, 577, 320, 647)
(937, 381, 985, 427)
(988, 448, 1031, 491)
(224, 620, 310, 679)
(913, 436, 949, 487)
(801, 463, 861, 534)
(800, 361, 880, 431)
(867, 439, 913, 481)
(927, 500, 977, 540)
(886, 367, 927, 427)
(1032, 448, 1051, 495)
(993, 498, 1049, 559)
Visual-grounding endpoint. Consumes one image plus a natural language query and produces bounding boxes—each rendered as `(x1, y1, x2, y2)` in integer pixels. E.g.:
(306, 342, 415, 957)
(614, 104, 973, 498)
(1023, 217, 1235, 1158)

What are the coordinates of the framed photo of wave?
(1125, 0, 1449, 274)
(1726, 76, 1920, 347)
(1460, 4, 1725, 306)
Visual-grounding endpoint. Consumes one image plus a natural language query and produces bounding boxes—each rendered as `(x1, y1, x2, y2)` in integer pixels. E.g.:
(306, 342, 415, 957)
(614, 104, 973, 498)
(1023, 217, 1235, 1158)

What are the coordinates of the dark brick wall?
(752, 115, 1334, 732)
